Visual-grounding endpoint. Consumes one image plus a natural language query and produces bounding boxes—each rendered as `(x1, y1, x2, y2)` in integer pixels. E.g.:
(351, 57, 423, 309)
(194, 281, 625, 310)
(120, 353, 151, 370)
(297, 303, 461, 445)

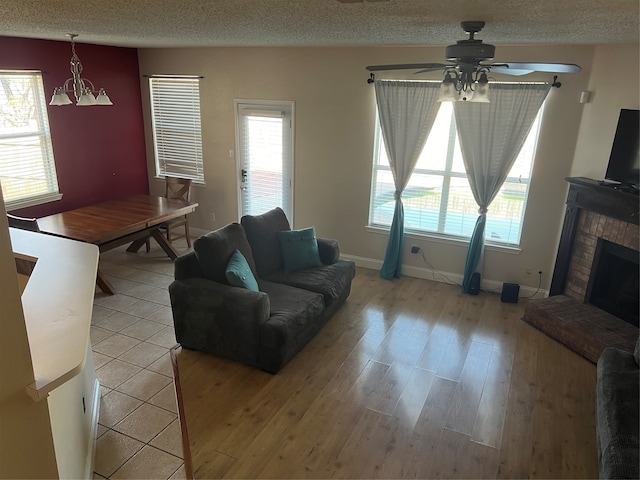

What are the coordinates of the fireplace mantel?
(564, 177, 638, 224)
(550, 177, 639, 296)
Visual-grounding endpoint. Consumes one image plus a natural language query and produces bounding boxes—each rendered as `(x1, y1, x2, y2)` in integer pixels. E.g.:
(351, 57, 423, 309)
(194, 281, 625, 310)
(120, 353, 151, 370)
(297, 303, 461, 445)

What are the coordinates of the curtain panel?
(453, 82, 552, 293)
(374, 80, 441, 280)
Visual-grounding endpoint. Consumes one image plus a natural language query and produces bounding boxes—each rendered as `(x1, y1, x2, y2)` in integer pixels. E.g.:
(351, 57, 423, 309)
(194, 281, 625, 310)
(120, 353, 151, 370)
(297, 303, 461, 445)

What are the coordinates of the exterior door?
(235, 100, 294, 222)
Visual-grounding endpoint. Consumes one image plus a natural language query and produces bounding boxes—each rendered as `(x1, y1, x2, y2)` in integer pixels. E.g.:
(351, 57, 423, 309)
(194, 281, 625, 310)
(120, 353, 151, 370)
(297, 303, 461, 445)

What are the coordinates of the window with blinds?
(369, 101, 542, 246)
(0, 71, 61, 210)
(149, 76, 204, 183)
(236, 101, 293, 222)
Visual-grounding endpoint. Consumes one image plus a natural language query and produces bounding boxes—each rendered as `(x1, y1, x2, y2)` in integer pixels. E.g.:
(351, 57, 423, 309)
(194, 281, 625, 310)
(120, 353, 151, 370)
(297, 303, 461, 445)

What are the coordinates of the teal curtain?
(374, 80, 441, 280)
(461, 213, 486, 292)
(454, 83, 552, 293)
(380, 196, 404, 279)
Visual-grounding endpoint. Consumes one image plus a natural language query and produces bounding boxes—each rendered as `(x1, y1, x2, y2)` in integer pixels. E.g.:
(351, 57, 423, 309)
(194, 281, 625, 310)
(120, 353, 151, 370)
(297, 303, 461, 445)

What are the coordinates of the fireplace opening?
(587, 239, 639, 327)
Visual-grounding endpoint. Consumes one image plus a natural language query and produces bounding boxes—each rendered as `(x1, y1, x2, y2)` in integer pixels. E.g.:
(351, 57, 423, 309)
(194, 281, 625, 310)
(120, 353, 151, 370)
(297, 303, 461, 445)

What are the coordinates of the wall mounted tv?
(605, 108, 639, 187)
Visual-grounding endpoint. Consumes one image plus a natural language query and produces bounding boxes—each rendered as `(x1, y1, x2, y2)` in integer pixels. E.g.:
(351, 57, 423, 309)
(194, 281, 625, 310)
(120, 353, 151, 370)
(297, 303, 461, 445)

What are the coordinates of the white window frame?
(0, 70, 61, 210)
(368, 101, 543, 247)
(149, 76, 205, 183)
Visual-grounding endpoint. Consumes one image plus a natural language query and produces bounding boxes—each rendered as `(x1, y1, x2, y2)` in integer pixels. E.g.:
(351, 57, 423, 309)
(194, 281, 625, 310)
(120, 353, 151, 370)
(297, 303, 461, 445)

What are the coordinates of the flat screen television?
(605, 108, 640, 187)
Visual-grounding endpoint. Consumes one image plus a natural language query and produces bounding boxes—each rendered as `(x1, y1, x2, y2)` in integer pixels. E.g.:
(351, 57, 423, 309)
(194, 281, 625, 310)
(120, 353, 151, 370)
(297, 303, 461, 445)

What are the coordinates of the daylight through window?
(0, 71, 61, 210)
(149, 77, 204, 183)
(369, 102, 542, 245)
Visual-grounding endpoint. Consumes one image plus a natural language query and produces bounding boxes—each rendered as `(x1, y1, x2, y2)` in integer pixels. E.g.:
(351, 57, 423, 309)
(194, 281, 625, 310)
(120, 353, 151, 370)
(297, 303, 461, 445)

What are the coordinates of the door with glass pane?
(235, 100, 294, 222)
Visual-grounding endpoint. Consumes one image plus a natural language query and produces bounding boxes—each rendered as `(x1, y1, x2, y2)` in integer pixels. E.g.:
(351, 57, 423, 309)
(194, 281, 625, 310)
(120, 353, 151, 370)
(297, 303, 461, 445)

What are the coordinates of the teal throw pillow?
(225, 249, 259, 292)
(277, 227, 323, 273)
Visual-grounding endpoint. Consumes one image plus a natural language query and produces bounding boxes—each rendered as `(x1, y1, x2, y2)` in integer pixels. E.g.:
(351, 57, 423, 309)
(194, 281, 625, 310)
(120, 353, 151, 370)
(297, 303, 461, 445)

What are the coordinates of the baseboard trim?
(340, 254, 547, 299)
(185, 229, 547, 299)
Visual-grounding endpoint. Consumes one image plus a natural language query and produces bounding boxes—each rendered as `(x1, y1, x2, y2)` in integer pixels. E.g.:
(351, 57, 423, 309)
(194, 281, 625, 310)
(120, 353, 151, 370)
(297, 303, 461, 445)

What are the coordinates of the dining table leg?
(96, 268, 116, 295)
(125, 228, 179, 261)
(151, 228, 180, 260)
(125, 236, 149, 254)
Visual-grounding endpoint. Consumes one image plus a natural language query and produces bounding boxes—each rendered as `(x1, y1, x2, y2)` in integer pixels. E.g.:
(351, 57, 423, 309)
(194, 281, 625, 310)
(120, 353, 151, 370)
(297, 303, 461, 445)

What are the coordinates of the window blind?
(0, 71, 61, 210)
(149, 77, 204, 183)
(369, 101, 541, 246)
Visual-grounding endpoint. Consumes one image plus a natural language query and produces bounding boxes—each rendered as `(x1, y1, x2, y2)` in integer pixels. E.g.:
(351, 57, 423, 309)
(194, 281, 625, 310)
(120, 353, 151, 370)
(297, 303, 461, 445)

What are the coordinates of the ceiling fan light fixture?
(438, 72, 458, 102)
(467, 72, 490, 103)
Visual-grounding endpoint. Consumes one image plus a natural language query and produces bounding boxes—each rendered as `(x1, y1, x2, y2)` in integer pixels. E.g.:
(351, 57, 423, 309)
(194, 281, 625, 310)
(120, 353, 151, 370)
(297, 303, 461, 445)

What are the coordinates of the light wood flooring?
(173, 267, 599, 479)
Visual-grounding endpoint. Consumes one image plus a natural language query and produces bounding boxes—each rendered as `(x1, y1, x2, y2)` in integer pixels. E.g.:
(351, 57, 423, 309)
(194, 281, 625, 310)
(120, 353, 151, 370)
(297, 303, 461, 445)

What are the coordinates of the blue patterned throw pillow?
(277, 227, 323, 273)
(225, 249, 259, 291)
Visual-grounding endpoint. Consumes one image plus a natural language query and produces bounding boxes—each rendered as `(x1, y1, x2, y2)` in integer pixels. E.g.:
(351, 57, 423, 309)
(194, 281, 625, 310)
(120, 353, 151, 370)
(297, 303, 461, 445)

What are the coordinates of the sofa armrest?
(317, 238, 340, 265)
(596, 347, 640, 480)
(169, 277, 270, 366)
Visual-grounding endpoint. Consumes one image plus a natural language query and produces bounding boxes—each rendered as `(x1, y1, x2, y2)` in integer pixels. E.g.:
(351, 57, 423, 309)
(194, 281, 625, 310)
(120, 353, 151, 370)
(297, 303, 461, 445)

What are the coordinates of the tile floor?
(91, 240, 192, 479)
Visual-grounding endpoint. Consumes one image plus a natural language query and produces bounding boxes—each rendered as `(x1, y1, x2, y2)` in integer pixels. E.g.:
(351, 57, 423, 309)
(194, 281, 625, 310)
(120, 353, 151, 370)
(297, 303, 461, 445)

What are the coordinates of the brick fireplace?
(550, 177, 639, 301)
(523, 177, 639, 364)
(565, 210, 639, 306)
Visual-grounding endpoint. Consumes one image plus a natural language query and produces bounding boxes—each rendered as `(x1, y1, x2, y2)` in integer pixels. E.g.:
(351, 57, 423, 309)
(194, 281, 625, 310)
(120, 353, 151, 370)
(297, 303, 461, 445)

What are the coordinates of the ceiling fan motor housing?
(445, 41, 495, 63)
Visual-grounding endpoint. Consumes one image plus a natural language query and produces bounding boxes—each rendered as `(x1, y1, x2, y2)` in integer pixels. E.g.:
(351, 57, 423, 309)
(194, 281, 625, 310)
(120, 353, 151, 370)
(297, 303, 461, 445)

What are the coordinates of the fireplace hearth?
(523, 177, 639, 364)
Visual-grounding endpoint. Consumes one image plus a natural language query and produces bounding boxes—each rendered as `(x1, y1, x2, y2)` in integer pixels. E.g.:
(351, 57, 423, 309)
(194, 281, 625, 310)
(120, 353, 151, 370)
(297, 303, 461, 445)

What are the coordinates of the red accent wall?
(1, 36, 148, 217)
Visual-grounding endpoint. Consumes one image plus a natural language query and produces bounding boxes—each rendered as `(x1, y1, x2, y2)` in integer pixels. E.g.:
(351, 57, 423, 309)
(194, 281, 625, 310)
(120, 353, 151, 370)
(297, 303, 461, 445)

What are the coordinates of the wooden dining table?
(37, 194, 198, 295)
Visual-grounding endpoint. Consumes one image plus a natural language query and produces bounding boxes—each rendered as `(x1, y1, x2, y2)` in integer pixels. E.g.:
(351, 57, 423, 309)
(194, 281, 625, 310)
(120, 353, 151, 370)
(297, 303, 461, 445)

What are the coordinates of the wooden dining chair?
(160, 176, 193, 247)
(7, 213, 41, 232)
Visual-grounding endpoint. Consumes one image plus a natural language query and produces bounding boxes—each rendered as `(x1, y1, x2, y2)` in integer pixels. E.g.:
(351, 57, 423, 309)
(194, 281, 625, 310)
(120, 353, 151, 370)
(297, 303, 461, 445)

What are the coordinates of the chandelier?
(437, 65, 490, 103)
(49, 34, 113, 106)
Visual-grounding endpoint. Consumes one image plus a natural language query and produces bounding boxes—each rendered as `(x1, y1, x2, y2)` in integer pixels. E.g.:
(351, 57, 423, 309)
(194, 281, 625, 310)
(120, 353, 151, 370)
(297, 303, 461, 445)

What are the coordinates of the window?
(0, 71, 61, 210)
(149, 76, 204, 183)
(369, 102, 542, 245)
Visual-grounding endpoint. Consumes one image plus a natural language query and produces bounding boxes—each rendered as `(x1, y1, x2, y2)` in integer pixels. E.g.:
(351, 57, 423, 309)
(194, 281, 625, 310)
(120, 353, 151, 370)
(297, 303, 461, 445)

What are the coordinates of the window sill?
(365, 225, 522, 254)
(154, 176, 205, 187)
(5, 193, 63, 212)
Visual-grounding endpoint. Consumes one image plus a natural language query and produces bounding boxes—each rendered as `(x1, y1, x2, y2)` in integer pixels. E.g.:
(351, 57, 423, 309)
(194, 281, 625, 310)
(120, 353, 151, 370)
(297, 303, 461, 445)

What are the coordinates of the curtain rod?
(367, 73, 562, 88)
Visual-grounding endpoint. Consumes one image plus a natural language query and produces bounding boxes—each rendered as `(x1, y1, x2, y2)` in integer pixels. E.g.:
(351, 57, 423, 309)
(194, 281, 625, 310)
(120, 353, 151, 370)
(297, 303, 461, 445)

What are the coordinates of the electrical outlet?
(524, 268, 532, 278)
(209, 213, 216, 222)
(410, 245, 420, 254)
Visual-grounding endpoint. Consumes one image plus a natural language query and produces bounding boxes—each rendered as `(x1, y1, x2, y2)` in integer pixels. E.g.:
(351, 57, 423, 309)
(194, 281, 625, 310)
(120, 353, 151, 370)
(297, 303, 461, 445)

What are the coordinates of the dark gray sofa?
(596, 336, 640, 479)
(169, 208, 356, 373)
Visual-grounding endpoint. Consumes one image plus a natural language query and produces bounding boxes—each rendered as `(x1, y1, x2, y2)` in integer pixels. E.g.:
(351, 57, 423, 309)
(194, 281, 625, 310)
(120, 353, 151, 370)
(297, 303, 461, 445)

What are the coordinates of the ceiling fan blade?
(495, 62, 582, 74)
(366, 63, 448, 72)
(490, 66, 534, 76)
(414, 66, 448, 74)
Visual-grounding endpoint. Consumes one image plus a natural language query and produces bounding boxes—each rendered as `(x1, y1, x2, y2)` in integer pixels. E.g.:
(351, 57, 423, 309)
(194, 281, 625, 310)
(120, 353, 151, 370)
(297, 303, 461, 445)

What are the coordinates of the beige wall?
(571, 44, 640, 178)
(138, 44, 634, 290)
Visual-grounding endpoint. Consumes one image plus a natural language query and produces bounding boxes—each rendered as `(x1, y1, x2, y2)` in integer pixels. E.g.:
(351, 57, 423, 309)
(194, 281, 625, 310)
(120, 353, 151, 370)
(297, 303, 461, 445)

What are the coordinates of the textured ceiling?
(0, 0, 638, 48)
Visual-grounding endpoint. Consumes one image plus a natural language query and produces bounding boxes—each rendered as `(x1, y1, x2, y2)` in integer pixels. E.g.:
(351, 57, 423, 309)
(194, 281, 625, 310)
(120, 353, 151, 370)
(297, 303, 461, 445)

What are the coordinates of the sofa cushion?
(194, 223, 257, 284)
(266, 259, 356, 306)
(225, 249, 259, 291)
(241, 207, 291, 278)
(258, 281, 325, 350)
(277, 227, 323, 273)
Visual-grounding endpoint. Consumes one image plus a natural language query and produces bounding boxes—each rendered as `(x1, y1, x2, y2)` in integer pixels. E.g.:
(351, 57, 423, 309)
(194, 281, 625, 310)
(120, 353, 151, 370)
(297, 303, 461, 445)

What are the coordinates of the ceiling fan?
(366, 21, 581, 101)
